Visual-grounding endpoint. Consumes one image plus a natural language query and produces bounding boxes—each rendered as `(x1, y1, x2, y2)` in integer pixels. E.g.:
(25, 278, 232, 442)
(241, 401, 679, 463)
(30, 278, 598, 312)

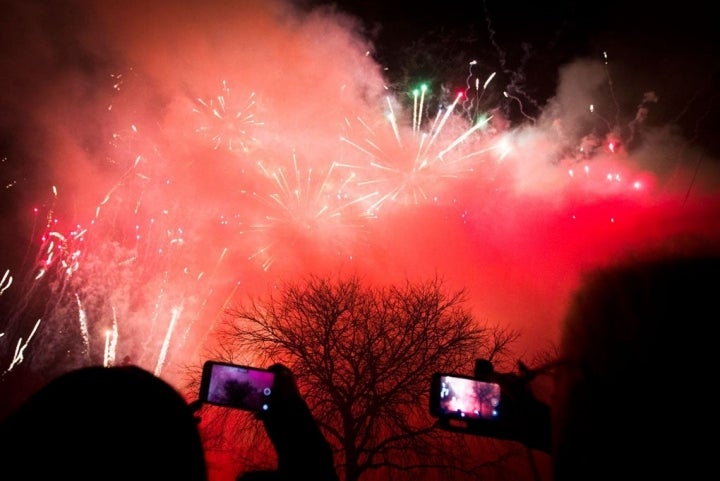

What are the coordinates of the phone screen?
(200, 361, 275, 412)
(431, 373, 501, 421)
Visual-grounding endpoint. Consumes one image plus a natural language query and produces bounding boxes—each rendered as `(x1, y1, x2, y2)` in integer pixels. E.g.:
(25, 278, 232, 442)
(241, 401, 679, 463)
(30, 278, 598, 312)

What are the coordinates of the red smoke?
(1, 0, 719, 444)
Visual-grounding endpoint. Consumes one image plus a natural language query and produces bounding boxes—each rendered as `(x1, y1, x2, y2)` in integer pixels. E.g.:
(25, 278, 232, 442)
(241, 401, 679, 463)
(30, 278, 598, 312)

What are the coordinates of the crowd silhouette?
(1, 244, 717, 481)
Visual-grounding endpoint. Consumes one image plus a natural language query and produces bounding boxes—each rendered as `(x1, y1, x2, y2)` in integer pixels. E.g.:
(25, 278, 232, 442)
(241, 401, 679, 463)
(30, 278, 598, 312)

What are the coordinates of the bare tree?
(208, 273, 526, 481)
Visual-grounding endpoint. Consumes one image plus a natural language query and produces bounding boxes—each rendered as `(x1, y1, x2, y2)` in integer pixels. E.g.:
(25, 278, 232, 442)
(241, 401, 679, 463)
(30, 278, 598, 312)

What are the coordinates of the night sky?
(1, 0, 719, 420)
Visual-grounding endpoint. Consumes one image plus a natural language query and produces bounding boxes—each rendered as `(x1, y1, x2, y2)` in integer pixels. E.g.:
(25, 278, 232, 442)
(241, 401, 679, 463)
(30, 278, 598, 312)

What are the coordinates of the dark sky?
(326, 0, 717, 62)
(321, 0, 720, 157)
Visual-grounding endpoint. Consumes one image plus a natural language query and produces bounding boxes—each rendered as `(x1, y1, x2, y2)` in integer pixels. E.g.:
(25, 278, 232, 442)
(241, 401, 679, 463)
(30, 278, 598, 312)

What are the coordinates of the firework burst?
(339, 87, 501, 214)
(240, 151, 372, 271)
(193, 80, 264, 154)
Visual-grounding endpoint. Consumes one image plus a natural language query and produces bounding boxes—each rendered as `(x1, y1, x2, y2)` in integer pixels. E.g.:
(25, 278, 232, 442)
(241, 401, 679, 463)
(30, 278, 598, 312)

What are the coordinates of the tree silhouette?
(205, 273, 528, 481)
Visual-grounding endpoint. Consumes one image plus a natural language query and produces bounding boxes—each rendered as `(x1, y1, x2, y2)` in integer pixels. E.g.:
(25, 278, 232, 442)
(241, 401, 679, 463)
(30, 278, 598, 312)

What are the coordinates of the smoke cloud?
(1, 0, 719, 400)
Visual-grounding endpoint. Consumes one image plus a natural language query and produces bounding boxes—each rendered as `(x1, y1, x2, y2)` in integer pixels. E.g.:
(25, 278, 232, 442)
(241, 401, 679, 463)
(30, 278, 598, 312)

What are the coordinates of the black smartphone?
(430, 373, 502, 421)
(199, 361, 275, 412)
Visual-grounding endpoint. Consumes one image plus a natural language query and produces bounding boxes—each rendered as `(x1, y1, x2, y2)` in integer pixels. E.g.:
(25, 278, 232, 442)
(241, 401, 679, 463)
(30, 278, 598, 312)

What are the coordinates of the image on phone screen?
(435, 375, 501, 421)
(202, 362, 275, 412)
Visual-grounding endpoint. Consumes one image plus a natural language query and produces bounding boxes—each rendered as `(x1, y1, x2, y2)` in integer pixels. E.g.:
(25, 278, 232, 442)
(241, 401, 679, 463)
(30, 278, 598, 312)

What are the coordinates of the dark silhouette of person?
(235, 363, 339, 481)
(0, 365, 209, 481)
(552, 248, 720, 481)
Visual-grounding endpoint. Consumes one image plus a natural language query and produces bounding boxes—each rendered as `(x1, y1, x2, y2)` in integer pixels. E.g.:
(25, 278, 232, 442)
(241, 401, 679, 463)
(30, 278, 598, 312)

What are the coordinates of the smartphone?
(430, 373, 501, 421)
(199, 361, 275, 412)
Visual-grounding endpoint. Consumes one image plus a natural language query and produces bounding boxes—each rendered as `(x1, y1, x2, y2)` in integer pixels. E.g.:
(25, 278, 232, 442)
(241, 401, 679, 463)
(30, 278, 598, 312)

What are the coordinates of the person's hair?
(0, 365, 208, 481)
(553, 249, 720, 480)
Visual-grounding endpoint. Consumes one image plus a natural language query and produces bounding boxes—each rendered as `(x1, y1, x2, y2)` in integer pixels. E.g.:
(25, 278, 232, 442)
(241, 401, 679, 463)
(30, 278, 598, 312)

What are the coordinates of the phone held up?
(200, 360, 276, 412)
(429, 372, 502, 422)
(429, 364, 553, 453)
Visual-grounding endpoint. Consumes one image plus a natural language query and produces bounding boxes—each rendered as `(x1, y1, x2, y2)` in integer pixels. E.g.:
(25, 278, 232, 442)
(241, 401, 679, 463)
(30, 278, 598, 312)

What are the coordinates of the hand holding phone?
(429, 371, 552, 452)
(199, 361, 276, 412)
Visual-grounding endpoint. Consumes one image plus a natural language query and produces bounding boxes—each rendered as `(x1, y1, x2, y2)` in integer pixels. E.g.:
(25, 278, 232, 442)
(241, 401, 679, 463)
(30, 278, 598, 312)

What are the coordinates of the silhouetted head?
(553, 250, 720, 480)
(0, 365, 208, 481)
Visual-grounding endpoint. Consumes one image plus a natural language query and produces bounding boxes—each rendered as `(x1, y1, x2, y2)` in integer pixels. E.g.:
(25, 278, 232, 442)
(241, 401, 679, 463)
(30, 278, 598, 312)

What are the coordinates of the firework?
(0, 3, 715, 402)
(193, 80, 264, 154)
(339, 89, 500, 213)
(241, 151, 372, 271)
